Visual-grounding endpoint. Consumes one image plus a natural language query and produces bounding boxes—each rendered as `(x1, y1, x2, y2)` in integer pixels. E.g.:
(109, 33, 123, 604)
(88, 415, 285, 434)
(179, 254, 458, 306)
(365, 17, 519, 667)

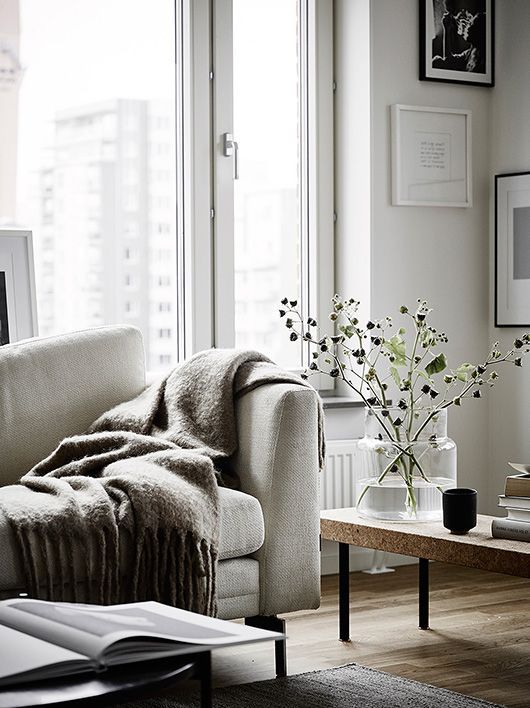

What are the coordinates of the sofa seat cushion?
(218, 487, 264, 561)
(0, 486, 264, 593)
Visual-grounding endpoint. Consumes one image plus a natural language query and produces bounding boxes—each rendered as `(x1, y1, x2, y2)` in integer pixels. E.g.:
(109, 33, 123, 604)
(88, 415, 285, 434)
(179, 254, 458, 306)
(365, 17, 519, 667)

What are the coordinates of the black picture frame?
(495, 172, 530, 328)
(419, 1, 495, 87)
(0, 271, 9, 346)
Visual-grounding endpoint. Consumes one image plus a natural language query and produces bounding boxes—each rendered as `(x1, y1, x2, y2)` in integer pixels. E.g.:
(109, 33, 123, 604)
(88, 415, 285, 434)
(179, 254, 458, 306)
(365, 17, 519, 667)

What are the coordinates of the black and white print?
(420, 0, 494, 86)
(0, 272, 9, 346)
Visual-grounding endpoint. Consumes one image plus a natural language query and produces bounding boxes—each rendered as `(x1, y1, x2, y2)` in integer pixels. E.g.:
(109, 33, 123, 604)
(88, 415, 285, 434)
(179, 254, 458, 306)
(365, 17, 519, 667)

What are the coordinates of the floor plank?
(212, 562, 530, 707)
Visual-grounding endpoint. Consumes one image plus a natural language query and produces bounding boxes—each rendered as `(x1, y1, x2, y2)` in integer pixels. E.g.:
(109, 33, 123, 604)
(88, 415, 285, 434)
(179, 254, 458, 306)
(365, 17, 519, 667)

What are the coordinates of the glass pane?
(233, 0, 302, 368)
(1, 0, 178, 372)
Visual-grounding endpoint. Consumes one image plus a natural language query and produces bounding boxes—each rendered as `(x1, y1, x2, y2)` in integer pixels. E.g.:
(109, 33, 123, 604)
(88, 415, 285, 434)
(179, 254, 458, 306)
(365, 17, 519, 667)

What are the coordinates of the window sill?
(319, 394, 364, 410)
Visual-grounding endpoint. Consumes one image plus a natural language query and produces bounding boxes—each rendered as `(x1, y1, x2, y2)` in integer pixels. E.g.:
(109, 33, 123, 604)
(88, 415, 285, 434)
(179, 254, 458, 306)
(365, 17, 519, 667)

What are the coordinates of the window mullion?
(308, 0, 334, 389)
(212, 0, 235, 348)
(181, 0, 215, 356)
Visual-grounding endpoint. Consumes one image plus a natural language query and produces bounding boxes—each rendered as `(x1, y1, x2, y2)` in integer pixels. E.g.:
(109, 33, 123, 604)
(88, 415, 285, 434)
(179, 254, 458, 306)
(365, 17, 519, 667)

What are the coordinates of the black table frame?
(0, 651, 212, 708)
(339, 542, 430, 641)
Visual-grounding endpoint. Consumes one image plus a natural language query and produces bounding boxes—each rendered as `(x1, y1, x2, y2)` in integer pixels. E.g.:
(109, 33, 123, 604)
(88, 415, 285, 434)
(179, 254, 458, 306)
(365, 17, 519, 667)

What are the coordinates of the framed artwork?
(495, 172, 530, 327)
(419, 0, 494, 87)
(391, 104, 472, 208)
(0, 230, 38, 345)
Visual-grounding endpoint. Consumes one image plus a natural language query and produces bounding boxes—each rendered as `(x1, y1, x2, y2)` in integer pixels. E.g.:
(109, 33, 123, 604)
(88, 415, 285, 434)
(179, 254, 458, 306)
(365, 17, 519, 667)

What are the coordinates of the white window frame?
(178, 0, 334, 387)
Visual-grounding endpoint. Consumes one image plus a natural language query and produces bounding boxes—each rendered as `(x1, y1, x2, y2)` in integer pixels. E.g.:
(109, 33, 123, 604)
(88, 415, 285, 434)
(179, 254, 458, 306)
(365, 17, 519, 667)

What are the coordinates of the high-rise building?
(38, 99, 177, 370)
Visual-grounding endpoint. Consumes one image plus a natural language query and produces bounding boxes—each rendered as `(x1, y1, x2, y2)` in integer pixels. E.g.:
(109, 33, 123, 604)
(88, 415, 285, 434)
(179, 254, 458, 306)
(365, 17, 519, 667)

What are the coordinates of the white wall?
(488, 0, 530, 512)
(334, 0, 494, 508)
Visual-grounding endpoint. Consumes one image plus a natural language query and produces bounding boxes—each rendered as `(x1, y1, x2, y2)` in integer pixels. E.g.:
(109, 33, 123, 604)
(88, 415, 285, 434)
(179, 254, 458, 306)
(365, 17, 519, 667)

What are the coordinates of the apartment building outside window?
(1, 0, 332, 376)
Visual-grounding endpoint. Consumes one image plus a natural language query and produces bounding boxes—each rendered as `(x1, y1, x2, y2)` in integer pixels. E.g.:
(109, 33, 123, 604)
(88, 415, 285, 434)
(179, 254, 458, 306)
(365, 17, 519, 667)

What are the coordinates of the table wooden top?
(320, 509, 530, 578)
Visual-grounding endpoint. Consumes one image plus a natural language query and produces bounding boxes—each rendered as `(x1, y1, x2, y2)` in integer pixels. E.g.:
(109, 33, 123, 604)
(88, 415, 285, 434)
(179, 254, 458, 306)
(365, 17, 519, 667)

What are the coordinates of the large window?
(209, 0, 334, 371)
(232, 0, 302, 368)
(1, 0, 333, 375)
(2, 0, 178, 371)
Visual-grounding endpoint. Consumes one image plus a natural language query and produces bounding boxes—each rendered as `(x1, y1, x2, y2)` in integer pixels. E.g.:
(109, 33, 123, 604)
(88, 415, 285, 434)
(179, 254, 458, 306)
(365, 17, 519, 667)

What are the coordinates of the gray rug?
(119, 663, 504, 708)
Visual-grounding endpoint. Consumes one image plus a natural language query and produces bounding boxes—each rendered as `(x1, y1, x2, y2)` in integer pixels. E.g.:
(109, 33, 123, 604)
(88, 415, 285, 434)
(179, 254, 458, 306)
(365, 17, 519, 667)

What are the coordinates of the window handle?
(222, 133, 239, 180)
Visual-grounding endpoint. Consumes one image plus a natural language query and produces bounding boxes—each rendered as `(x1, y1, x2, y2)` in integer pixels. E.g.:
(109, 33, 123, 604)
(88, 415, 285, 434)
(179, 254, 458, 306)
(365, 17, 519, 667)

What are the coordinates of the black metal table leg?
(419, 558, 429, 630)
(245, 615, 286, 677)
(274, 630, 287, 678)
(198, 651, 212, 708)
(339, 542, 350, 642)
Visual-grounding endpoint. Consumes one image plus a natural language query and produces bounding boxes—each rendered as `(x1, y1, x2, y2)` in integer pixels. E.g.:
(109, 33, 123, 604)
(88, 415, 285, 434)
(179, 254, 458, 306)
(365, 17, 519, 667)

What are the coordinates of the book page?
(0, 602, 104, 660)
(0, 599, 282, 665)
(0, 625, 88, 686)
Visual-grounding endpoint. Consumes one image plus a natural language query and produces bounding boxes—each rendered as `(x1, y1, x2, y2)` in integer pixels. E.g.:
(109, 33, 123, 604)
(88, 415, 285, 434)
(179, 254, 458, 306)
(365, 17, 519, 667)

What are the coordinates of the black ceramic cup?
(442, 488, 477, 534)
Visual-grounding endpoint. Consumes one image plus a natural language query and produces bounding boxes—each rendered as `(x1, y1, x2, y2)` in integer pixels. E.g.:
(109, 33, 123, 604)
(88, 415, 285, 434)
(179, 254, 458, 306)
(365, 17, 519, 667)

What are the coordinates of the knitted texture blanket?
(1, 349, 324, 615)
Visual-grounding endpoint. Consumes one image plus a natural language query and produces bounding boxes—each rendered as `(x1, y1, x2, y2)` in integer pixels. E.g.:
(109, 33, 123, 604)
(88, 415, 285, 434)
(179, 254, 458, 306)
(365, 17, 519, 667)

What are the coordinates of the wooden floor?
(212, 562, 530, 707)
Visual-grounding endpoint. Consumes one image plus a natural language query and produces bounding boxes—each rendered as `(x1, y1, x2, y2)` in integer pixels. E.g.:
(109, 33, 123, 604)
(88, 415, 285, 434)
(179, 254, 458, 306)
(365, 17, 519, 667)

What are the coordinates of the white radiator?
(320, 438, 400, 575)
(320, 439, 359, 510)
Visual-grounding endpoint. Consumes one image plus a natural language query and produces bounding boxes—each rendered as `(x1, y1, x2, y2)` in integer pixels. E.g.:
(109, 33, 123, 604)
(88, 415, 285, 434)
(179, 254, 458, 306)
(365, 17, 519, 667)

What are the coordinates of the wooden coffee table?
(320, 509, 530, 641)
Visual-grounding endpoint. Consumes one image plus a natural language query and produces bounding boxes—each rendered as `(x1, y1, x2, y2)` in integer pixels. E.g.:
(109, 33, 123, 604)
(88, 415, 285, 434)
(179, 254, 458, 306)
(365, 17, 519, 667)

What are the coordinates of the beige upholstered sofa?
(0, 326, 321, 630)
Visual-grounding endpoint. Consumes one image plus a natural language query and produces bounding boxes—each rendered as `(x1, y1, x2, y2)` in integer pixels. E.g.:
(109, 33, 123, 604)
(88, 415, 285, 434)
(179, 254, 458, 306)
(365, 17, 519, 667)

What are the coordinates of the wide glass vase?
(354, 407, 457, 522)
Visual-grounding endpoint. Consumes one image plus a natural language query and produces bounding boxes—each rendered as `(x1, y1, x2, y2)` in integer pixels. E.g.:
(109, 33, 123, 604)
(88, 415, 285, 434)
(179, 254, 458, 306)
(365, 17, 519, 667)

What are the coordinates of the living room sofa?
(0, 325, 321, 627)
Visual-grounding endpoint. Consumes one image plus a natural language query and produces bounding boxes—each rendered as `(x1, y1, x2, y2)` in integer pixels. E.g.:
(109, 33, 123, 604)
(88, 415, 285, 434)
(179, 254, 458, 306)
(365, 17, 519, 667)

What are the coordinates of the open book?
(0, 599, 281, 687)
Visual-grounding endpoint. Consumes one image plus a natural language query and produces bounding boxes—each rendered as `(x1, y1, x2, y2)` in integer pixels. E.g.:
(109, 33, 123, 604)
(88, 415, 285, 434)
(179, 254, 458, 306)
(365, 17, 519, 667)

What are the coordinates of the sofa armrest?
(233, 383, 321, 616)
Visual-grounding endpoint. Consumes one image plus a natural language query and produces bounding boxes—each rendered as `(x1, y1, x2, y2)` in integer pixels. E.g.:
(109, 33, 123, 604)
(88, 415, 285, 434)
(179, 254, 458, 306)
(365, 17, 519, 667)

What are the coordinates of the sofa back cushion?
(0, 325, 146, 486)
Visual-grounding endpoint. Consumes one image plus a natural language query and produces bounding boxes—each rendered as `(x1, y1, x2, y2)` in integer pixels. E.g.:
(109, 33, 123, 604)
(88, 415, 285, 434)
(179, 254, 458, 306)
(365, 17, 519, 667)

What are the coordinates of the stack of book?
(492, 463, 530, 541)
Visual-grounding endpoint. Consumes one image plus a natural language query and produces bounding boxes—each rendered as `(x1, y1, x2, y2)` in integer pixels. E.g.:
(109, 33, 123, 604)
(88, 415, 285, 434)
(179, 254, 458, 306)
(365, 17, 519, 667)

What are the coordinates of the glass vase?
(354, 407, 457, 522)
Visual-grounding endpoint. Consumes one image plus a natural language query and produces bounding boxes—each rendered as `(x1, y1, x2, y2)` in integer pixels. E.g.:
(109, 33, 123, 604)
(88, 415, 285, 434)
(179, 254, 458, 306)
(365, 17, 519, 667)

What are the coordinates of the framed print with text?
(419, 0, 494, 87)
(0, 230, 38, 345)
(495, 172, 530, 327)
(391, 104, 472, 207)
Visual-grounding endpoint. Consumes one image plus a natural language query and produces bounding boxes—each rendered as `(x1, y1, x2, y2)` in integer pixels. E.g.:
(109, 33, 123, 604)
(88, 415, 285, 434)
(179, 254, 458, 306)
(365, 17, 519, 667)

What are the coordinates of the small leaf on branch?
(339, 324, 355, 338)
(455, 362, 475, 382)
(383, 333, 407, 366)
(425, 352, 447, 377)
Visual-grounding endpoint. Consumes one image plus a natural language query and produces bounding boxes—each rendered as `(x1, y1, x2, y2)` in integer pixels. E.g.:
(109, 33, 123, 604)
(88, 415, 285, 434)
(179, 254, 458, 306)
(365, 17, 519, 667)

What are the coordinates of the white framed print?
(0, 229, 38, 345)
(391, 104, 472, 208)
(495, 172, 530, 327)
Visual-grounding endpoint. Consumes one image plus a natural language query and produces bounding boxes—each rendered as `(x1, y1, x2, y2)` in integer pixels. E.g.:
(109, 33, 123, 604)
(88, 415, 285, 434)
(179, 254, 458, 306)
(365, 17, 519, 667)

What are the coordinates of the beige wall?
(335, 0, 495, 509)
(488, 0, 530, 513)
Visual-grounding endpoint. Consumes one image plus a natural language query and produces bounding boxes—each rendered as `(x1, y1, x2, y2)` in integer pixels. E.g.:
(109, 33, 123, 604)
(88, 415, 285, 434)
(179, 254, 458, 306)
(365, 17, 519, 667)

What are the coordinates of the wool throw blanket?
(1, 349, 324, 615)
